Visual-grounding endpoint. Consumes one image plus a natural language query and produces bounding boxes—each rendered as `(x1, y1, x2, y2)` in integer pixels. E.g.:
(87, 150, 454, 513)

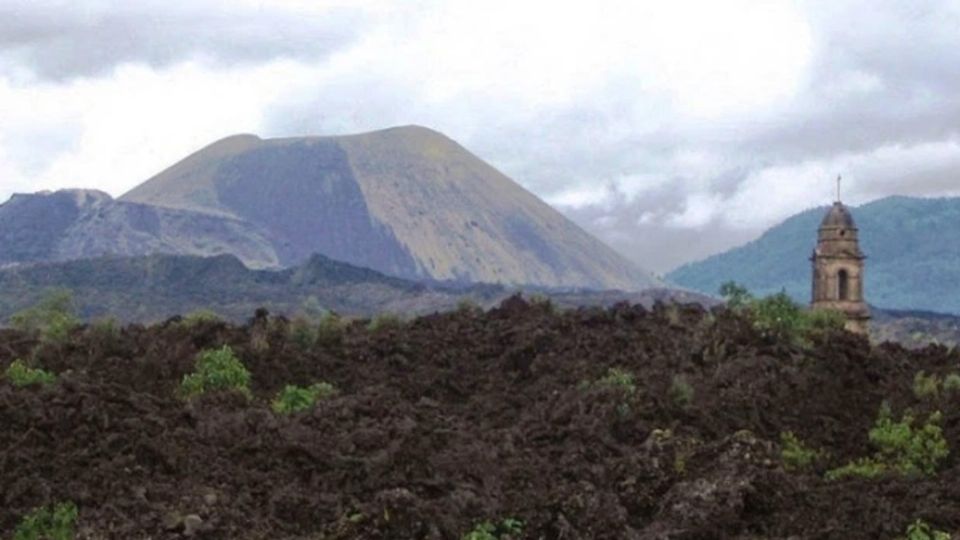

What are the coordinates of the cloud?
(3, 0, 960, 275)
(0, 60, 323, 197)
(0, 0, 368, 81)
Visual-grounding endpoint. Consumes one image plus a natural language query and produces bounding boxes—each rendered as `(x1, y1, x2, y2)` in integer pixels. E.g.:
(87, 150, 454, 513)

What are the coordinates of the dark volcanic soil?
(2, 298, 959, 539)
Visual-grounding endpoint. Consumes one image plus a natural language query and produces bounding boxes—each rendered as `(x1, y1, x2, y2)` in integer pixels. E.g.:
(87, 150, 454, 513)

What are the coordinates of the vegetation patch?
(287, 316, 319, 350)
(367, 312, 404, 333)
(4, 360, 57, 387)
(720, 282, 846, 345)
(780, 431, 822, 471)
(592, 367, 637, 395)
(316, 312, 346, 347)
(669, 374, 694, 408)
(913, 370, 941, 400)
(9, 289, 80, 345)
(13, 501, 78, 540)
(179, 346, 252, 399)
(944, 373, 960, 394)
(87, 316, 120, 340)
(180, 309, 222, 327)
(462, 518, 523, 540)
(903, 519, 951, 540)
(826, 406, 948, 480)
(272, 382, 338, 414)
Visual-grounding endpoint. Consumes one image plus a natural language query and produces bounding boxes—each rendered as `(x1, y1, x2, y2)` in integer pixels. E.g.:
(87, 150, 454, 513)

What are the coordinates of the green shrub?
(826, 406, 949, 480)
(181, 309, 221, 327)
(943, 373, 960, 394)
(780, 432, 820, 471)
(88, 316, 120, 340)
(287, 316, 318, 350)
(669, 375, 694, 408)
(4, 360, 56, 387)
(719, 281, 753, 310)
(10, 289, 80, 345)
(870, 408, 948, 475)
(462, 518, 523, 540)
(594, 367, 637, 395)
(13, 501, 78, 540)
(722, 285, 844, 345)
(904, 519, 951, 540)
(179, 346, 251, 399)
(271, 382, 338, 414)
(825, 457, 888, 481)
(367, 312, 403, 332)
(316, 312, 346, 346)
(805, 308, 847, 335)
(913, 371, 941, 400)
(749, 292, 810, 342)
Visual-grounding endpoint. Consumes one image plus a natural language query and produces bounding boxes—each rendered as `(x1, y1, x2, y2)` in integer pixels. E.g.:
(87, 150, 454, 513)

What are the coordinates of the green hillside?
(667, 196, 960, 314)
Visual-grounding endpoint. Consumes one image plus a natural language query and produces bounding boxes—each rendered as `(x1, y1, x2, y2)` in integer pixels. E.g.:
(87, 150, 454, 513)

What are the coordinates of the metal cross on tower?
(836, 175, 842, 203)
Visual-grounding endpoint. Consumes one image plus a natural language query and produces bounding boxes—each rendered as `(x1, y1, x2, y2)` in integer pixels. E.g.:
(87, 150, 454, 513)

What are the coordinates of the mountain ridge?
(667, 195, 960, 314)
(0, 252, 698, 325)
(118, 125, 660, 289)
(0, 189, 280, 268)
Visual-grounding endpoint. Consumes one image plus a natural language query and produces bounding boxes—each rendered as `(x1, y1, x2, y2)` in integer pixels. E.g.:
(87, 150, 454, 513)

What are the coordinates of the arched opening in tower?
(838, 269, 850, 301)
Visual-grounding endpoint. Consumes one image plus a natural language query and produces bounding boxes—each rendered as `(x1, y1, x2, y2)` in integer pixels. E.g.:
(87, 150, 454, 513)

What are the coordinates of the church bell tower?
(811, 178, 870, 334)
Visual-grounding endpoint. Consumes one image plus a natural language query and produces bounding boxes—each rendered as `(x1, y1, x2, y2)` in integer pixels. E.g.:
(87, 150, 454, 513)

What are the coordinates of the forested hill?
(667, 196, 960, 314)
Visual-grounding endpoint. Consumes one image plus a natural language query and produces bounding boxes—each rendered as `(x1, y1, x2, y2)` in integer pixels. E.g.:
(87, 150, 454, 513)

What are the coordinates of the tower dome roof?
(820, 201, 856, 228)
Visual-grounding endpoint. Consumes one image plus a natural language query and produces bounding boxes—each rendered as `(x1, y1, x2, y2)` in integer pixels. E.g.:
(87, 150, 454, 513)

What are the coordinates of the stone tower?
(810, 198, 870, 334)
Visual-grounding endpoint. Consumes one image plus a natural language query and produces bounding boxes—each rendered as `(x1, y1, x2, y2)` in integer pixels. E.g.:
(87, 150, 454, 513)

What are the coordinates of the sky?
(2, 0, 960, 274)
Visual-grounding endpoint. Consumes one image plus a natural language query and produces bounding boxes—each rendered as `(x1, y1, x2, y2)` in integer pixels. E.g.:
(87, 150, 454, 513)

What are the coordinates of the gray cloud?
(5, 0, 960, 276)
(0, 1, 366, 80)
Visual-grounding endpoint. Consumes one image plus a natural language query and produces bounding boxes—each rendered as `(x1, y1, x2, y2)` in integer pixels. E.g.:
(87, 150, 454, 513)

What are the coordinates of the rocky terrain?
(0, 189, 277, 269)
(2, 297, 959, 538)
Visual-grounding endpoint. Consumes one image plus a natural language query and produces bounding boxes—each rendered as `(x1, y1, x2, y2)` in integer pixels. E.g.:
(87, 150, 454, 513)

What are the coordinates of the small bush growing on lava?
(87, 316, 120, 340)
(780, 431, 821, 471)
(669, 375, 694, 408)
(462, 518, 523, 540)
(720, 282, 845, 345)
(719, 281, 753, 310)
(10, 289, 80, 346)
(316, 312, 346, 346)
(903, 519, 951, 540)
(13, 501, 78, 540)
(367, 312, 404, 333)
(272, 382, 338, 414)
(826, 406, 948, 480)
(824, 457, 889, 480)
(180, 309, 221, 327)
(913, 371, 941, 400)
(4, 359, 56, 387)
(942, 373, 960, 394)
(288, 316, 318, 350)
(179, 346, 252, 399)
(594, 367, 637, 395)
(804, 309, 848, 335)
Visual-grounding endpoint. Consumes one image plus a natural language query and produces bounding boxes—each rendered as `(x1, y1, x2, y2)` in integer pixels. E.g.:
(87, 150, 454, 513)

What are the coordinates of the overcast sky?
(2, 0, 959, 273)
